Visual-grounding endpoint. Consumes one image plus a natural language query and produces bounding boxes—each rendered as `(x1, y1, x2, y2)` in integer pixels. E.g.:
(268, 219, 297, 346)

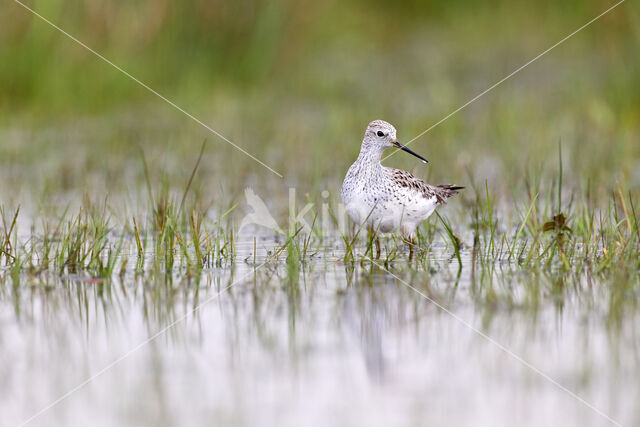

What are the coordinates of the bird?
(340, 120, 463, 259)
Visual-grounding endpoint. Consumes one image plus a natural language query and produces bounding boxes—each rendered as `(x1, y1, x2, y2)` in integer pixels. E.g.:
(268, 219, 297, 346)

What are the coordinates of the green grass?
(1, 172, 637, 279)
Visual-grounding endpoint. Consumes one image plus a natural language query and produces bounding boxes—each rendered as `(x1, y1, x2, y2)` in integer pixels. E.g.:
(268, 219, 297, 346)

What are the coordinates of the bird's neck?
(349, 144, 385, 182)
(355, 144, 384, 168)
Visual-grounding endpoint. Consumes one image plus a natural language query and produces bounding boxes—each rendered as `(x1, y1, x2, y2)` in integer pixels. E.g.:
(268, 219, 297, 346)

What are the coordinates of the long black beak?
(393, 141, 428, 164)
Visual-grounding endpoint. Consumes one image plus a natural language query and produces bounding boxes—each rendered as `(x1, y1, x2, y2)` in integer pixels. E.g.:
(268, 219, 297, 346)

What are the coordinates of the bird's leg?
(401, 229, 416, 261)
(375, 237, 381, 259)
(408, 240, 414, 261)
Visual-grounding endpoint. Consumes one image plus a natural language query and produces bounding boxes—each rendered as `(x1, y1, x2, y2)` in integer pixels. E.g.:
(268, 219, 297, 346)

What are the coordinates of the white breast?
(344, 187, 437, 237)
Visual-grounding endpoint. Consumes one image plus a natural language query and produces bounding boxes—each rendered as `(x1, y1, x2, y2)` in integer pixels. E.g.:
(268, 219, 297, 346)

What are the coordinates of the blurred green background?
(0, 0, 638, 212)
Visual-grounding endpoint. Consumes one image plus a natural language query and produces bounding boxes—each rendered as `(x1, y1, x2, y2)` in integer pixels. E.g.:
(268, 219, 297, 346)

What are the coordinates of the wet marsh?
(1, 1, 640, 426)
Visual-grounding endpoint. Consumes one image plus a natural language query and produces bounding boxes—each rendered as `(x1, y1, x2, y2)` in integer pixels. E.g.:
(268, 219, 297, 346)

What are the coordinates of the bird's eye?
(376, 131, 385, 137)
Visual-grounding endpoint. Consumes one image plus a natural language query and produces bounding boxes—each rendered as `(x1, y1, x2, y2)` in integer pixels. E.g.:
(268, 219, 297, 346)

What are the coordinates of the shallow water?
(1, 237, 638, 427)
(1, 0, 637, 424)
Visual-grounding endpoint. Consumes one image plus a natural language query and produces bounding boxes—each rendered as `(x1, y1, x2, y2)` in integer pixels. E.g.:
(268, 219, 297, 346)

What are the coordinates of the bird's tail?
(435, 184, 464, 203)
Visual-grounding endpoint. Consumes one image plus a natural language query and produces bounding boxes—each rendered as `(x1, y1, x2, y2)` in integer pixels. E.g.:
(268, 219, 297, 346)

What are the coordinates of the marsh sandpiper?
(340, 120, 463, 259)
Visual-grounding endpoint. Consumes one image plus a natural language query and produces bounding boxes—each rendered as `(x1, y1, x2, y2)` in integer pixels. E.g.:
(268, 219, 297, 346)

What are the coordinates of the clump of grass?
(435, 211, 462, 275)
(1, 205, 20, 265)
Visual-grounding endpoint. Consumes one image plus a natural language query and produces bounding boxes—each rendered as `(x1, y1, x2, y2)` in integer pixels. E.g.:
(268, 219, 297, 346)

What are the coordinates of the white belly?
(344, 195, 437, 237)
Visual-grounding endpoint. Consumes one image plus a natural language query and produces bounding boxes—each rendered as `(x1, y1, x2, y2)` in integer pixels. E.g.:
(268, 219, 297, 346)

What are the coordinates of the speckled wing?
(388, 168, 463, 205)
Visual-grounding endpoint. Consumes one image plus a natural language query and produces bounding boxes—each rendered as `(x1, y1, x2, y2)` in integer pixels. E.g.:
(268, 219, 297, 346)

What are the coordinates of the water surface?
(1, 237, 637, 426)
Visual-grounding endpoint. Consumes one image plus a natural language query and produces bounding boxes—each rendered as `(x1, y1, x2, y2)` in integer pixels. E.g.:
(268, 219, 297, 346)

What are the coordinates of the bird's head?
(362, 120, 428, 163)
